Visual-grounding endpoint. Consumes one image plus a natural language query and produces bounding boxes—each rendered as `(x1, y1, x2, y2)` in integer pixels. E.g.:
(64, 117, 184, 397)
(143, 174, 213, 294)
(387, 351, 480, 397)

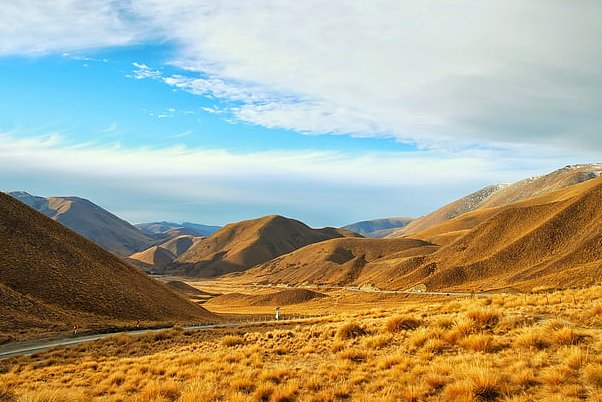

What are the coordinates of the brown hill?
(158, 235, 204, 257)
(128, 235, 204, 272)
(237, 237, 437, 286)
(170, 215, 362, 277)
(128, 246, 177, 270)
(164, 281, 217, 303)
(206, 289, 326, 307)
(7, 192, 156, 256)
(357, 174, 602, 292)
(0, 192, 215, 337)
(390, 164, 602, 237)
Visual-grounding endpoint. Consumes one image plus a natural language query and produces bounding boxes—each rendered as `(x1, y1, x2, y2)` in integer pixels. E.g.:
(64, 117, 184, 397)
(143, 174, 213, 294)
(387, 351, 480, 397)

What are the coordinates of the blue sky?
(0, 1, 600, 227)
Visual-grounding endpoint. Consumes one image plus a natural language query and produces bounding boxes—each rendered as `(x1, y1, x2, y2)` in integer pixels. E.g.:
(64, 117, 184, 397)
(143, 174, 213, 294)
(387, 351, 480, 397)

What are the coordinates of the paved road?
(0, 328, 170, 360)
(0, 320, 302, 360)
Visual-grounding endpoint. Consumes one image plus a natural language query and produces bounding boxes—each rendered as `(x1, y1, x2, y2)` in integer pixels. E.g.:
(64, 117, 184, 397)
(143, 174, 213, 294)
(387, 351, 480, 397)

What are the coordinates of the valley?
(3, 164, 602, 401)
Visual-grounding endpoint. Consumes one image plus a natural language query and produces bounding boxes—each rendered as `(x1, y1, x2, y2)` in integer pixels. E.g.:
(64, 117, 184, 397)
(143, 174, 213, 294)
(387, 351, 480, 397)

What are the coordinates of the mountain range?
(168, 214, 361, 277)
(341, 217, 414, 238)
(136, 221, 222, 237)
(235, 164, 602, 292)
(6, 162, 602, 312)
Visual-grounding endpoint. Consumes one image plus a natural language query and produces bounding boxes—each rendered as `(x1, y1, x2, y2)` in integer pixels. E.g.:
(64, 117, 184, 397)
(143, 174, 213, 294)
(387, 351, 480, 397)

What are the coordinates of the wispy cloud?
(100, 122, 118, 134)
(166, 130, 193, 139)
(0, 131, 592, 225)
(0, 0, 144, 55)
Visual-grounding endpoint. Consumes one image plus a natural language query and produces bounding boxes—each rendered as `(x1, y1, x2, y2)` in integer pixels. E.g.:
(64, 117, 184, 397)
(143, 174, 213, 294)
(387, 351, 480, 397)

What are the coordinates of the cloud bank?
(1, 0, 600, 152)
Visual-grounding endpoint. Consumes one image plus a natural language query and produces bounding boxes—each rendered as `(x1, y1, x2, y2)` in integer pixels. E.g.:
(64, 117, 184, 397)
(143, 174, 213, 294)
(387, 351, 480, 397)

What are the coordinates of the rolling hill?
(6, 192, 156, 256)
(237, 237, 436, 286)
(128, 235, 204, 272)
(170, 215, 362, 277)
(0, 191, 215, 337)
(341, 217, 414, 238)
(389, 163, 602, 237)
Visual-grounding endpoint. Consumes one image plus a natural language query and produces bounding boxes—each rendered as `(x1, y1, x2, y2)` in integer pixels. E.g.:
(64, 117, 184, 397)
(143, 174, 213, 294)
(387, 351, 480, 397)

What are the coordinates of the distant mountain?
(136, 221, 221, 237)
(170, 214, 362, 277)
(389, 164, 602, 237)
(342, 217, 414, 238)
(6, 192, 156, 256)
(0, 191, 214, 338)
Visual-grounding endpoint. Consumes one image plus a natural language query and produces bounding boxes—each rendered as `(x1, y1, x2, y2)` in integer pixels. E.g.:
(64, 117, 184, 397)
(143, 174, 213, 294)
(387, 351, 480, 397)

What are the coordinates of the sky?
(0, 0, 600, 228)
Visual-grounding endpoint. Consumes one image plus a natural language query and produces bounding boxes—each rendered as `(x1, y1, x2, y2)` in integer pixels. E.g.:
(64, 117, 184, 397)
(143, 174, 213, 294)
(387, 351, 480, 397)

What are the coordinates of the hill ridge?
(0, 192, 214, 337)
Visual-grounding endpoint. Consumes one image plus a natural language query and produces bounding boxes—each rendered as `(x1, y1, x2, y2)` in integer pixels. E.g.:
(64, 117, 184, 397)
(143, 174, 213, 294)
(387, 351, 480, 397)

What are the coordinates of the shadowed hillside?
(7, 192, 156, 256)
(0, 192, 215, 337)
(170, 215, 362, 277)
(390, 164, 602, 237)
(129, 235, 205, 272)
(205, 288, 327, 307)
(237, 237, 437, 286)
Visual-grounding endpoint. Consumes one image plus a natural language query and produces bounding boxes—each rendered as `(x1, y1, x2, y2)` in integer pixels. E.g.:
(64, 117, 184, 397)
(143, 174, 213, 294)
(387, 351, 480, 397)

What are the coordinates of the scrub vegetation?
(3, 285, 602, 401)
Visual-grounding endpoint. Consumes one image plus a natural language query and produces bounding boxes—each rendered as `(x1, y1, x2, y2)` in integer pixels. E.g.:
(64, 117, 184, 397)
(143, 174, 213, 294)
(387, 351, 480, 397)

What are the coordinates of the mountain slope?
(128, 235, 205, 272)
(358, 174, 602, 291)
(237, 237, 437, 286)
(341, 217, 414, 238)
(171, 215, 362, 277)
(0, 192, 214, 336)
(390, 164, 602, 237)
(7, 192, 156, 256)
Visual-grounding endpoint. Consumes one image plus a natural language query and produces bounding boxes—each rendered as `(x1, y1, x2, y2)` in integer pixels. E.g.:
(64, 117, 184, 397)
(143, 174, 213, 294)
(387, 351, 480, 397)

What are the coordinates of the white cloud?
(131, 62, 161, 80)
(0, 0, 143, 55)
(130, 0, 602, 151)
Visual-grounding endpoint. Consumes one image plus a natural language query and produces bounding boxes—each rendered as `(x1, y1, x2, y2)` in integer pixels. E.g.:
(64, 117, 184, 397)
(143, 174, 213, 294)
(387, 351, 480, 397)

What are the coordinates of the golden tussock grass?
(4, 285, 602, 401)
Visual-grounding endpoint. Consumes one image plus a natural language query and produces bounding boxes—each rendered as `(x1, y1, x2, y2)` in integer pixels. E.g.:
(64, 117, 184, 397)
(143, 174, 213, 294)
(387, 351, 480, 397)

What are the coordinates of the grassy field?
(3, 285, 602, 401)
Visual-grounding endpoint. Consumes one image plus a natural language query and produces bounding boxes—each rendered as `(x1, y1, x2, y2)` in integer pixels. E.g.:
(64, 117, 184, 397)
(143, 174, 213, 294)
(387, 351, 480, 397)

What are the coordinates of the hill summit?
(390, 164, 602, 237)
(6, 192, 156, 256)
(170, 214, 361, 277)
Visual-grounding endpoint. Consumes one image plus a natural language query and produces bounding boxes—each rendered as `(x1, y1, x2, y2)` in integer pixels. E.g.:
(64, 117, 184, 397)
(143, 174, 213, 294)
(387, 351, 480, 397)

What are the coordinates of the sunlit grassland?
(4, 286, 602, 401)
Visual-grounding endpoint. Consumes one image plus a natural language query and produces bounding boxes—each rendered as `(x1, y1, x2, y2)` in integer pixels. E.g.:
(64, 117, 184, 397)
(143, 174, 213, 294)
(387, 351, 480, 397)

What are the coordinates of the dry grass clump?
(221, 334, 246, 347)
(514, 327, 551, 350)
(465, 306, 501, 329)
(458, 333, 503, 353)
(0, 380, 15, 402)
(384, 315, 422, 333)
(335, 322, 367, 340)
(338, 349, 368, 363)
